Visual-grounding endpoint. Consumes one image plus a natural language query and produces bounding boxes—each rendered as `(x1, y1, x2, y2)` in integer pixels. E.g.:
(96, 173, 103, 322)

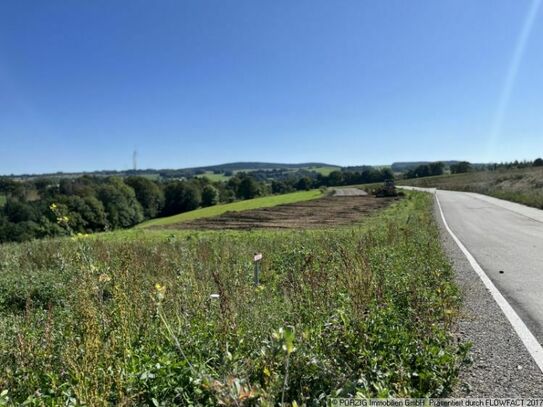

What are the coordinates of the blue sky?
(1, 1, 542, 174)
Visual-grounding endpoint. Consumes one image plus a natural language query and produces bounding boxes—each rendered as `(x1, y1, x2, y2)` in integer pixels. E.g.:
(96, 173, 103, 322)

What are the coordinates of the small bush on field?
(0, 193, 467, 405)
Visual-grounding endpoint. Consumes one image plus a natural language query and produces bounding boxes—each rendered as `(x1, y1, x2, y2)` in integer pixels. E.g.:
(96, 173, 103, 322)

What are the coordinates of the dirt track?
(156, 195, 396, 231)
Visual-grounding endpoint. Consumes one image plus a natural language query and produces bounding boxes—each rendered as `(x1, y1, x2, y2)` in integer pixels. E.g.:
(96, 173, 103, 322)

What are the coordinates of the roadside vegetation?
(0, 192, 467, 405)
(399, 166, 543, 209)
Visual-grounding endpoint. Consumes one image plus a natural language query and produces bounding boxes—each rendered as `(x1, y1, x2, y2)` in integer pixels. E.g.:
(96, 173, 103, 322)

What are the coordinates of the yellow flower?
(50, 203, 57, 209)
(155, 283, 166, 301)
(98, 273, 111, 283)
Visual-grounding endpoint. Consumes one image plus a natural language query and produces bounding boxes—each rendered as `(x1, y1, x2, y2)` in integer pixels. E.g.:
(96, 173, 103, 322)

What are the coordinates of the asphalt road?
(331, 187, 368, 196)
(406, 187, 543, 343)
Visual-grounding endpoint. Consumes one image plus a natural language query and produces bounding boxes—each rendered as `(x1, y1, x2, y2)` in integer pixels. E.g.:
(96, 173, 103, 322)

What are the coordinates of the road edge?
(429, 191, 543, 396)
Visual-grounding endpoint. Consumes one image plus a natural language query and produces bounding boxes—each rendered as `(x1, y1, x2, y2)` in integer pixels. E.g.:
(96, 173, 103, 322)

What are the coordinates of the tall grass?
(0, 193, 467, 405)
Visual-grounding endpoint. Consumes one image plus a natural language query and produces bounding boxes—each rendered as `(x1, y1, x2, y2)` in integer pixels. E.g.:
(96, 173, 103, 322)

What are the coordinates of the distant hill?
(186, 162, 338, 172)
(5, 162, 340, 180)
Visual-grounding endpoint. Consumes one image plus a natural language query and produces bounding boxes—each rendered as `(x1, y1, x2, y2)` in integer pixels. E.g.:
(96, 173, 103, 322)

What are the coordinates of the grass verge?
(136, 189, 324, 228)
(399, 167, 543, 209)
(0, 192, 467, 405)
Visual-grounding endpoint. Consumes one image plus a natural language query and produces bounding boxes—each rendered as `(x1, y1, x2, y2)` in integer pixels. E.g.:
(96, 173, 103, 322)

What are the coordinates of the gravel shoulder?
(432, 196, 543, 396)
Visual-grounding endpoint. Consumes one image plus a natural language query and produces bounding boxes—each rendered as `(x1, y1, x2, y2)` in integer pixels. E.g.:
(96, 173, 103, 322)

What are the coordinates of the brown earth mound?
(155, 195, 397, 231)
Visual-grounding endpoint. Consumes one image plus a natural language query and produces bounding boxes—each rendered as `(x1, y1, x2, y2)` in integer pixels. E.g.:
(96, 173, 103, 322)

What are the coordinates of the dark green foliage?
(97, 177, 144, 229)
(406, 162, 445, 178)
(56, 195, 107, 232)
(271, 180, 293, 194)
(163, 182, 202, 216)
(125, 176, 165, 218)
(295, 176, 313, 190)
(533, 158, 543, 167)
(237, 176, 260, 199)
(450, 161, 472, 174)
(3, 200, 38, 223)
(201, 185, 219, 207)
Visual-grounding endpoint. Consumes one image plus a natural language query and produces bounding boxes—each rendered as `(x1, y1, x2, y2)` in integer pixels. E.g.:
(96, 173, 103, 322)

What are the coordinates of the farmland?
(399, 166, 543, 209)
(0, 192, 466, 404)
(137, 189, 324, 228)
(156, 195, 393, 230)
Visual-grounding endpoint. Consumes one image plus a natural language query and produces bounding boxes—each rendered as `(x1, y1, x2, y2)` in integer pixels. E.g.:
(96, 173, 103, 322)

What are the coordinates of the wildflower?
(98, 273, 111, 283)
(155, 283, 166, 301)
(50, 203, 57, 210)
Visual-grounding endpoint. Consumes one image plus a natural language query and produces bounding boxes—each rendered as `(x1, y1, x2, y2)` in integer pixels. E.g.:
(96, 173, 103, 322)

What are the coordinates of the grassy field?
(399, 166, 543, 209)
(137, 189, 324, 228)
(197, 171, 231, 182)
(308, 165, 340, 176)
(0, 192, 467, 405)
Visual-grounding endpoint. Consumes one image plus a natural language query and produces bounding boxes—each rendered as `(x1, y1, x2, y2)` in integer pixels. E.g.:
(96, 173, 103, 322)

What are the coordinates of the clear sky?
(1, 1, 542, 174)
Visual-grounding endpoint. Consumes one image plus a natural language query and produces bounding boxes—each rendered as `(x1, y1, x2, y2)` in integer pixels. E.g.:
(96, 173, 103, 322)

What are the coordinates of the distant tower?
(132, 149, 138, 171)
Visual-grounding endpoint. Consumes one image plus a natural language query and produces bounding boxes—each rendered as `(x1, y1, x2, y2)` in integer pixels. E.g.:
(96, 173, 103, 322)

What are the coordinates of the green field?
(137, 189, 324, 228)
(0, 195, 5, 207)
(399, 166, 543, 209)
(196, 171, 232, 182)
(305, 165, 340, 175)
(0, 192, 466, 404)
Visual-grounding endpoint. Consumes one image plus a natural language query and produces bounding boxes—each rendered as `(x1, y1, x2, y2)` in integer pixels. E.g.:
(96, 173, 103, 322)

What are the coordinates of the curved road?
(405, 187, 543, 344)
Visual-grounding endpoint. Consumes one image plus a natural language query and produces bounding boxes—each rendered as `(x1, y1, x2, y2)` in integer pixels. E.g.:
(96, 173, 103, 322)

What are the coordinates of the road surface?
(331, 187, 368, 196)
(405, 187, 543, 343)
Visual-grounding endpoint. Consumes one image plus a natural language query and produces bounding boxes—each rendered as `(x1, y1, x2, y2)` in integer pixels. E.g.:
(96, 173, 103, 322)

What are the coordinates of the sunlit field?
(0, 192, 467, 405)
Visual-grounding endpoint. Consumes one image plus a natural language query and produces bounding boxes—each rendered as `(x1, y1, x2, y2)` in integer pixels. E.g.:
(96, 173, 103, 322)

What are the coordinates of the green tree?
(428, 162, 445, 176)
(163, 182, 202, 215)
(237, 177, 259, 200)
(201, 185, 219, 207)
(295, 177, 312, 191)
(450, 161, 472, 174)
(125, 176, 165, 218)
(327, 171, 344, 186)
(97, 178, 144, 229)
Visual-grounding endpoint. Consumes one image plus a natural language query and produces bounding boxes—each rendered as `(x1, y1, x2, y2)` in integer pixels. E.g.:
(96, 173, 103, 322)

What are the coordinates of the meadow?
(398, 166, 543, 209)
(137, 189, 324, 228)
(0, 192, 467, 405)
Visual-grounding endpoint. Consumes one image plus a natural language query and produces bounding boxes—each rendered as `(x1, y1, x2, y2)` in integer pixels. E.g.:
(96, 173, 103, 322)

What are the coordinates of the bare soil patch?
(155, 195, 397, 230)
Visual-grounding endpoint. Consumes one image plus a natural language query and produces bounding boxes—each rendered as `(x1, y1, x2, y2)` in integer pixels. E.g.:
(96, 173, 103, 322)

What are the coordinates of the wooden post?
(253, 253, 262, 286)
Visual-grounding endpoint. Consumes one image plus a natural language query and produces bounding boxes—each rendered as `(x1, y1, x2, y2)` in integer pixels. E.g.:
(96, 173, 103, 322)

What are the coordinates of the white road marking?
(434, 190, 543, 373)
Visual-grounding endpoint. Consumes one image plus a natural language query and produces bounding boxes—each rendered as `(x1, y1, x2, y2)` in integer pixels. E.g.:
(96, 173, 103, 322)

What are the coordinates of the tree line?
(403, 158, 543, 179)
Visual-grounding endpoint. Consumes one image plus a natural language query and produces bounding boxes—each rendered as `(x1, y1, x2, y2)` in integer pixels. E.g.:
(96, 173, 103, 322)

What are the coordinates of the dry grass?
(399, 166, 543, 209)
